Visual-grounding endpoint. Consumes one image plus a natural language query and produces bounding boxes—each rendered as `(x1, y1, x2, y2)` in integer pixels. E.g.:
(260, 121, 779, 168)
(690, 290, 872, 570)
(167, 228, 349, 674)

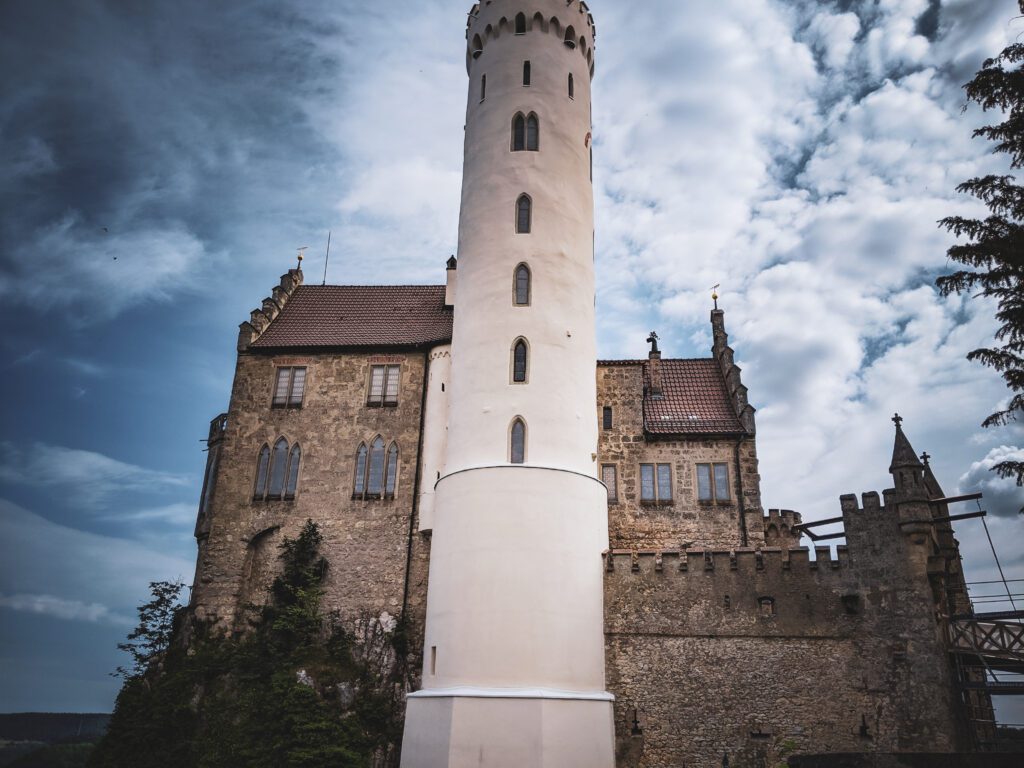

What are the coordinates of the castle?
(188, 3, 995, 766)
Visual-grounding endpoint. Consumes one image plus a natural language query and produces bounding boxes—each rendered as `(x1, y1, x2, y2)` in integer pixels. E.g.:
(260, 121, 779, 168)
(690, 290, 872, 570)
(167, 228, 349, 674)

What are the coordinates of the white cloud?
(958, 446, 1024, 518)
(0, 593, 128, 625)
(0, 442, 190, 507)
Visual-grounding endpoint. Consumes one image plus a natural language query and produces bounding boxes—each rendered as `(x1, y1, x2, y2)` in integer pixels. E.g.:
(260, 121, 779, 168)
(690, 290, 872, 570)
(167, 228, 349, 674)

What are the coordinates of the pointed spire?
(889, 413, 925, 473)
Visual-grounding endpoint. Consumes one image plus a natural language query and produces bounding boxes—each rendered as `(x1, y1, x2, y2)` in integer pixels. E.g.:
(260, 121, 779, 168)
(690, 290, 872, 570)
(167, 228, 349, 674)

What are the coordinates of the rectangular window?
(272, 367, 306, 408)
(601, 464, 618, 502)
(641, 463, 673, 504)
(368, 364, 401, 406)
(697, 463, 731, 502)
(602, 406, 613, 430)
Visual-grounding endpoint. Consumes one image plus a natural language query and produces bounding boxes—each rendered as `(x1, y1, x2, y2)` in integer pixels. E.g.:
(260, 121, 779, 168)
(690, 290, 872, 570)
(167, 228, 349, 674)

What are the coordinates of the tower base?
(400, 690, 615, 768)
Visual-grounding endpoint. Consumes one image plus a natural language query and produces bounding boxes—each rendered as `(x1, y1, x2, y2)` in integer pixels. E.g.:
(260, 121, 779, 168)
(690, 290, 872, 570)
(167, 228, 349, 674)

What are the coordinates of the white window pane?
(714, 463, 731, 501)
(386, 446, 399, 494)
(368, 438, 385, 494)
(285, 446, 301, 498)
(269, 439, 288, 497)
(640, 464, 655, 501)
(511, 421, 525, 464)
(385, 366, 400, 402)
(254, 447, 270, 498)
(697, 464, 713, 501)
(273, 368, 291, 405)
(657, 464, 672, 501)
(369, 366, 385, 402)
(602, 465, 617, 501)
(354, 446, 367, 494)
(289, 368, 306, 405)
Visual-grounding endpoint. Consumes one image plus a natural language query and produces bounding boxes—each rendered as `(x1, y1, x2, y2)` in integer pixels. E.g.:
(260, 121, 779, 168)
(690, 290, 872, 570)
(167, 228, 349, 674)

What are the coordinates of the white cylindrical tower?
(401, 3, 614, 767)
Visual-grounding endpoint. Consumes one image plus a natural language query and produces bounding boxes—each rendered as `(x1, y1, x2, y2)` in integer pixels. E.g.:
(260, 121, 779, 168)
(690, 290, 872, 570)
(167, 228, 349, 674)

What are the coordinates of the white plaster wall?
(417, 345, 451, 533)
(448, 1, 598, 476)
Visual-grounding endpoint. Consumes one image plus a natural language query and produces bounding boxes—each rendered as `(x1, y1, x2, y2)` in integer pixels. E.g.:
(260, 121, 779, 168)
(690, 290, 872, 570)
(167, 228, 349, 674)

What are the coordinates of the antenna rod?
(323, 231, 332, 286)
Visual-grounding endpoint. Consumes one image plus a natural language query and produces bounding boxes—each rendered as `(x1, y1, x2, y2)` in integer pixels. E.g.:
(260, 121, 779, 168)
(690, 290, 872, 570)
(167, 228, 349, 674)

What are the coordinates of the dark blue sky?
(1, 0, 1022, 719)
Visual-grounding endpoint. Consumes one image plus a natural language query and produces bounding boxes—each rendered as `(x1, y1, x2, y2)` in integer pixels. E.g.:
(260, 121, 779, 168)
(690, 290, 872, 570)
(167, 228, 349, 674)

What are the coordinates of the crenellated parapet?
(466, 1, 597, 77)
(711, 309, 756, 435)
(237, 268, 303, 352)
(763, 508, 804, 549)
(604, 546, 848, 576)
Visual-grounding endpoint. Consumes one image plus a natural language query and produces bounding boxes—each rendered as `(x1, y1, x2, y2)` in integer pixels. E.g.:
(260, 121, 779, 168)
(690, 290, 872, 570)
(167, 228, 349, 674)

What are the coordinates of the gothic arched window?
(514, 264, 531, 306)
(367, 437, 386, 497)
(526, 113, 539, 151)
(512, 113, 526, 151)
(512, 339, 529, 383)
(472, 34, 483, 59)
(285, 444, 301, 500)
(253, 444, 270, 500)
(385, 443, 399, 497)
(268, 438, 289, 499)
(568, 73, 574, 99)
(523, 60, 531, 87)
(353, 443, 368, 497)
(516, 194, 532, 233)
(515, 12, 527, 34)
(564, 26, 576, 49)
(510, 419, 526, 464)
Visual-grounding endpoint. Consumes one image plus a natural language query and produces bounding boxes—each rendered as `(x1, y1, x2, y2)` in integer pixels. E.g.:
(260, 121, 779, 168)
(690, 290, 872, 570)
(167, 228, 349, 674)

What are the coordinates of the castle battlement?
(604, 546, 850, 577)
(237, 268, 303, 352)
(466, 1, 596, 76)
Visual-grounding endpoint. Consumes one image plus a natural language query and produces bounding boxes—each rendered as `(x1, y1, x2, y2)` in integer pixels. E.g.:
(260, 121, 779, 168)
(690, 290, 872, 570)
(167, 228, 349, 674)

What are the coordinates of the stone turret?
(712, 309, 756, 435)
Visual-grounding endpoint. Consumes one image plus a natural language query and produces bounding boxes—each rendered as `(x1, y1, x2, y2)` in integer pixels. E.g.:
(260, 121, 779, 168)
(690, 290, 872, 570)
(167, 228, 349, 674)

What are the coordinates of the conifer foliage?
(938, 0, 1024, 490)
(89, 520, 405, 768)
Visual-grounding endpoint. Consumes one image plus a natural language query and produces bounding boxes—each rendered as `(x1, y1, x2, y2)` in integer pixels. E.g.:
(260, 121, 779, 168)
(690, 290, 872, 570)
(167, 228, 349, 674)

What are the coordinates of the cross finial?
(920, 452, 931, 466)
(892, 413, 903, 429)
(647, 331, 660, 354)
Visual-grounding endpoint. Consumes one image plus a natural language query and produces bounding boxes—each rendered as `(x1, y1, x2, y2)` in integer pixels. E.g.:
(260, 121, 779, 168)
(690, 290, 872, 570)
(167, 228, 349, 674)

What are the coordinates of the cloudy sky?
(2, 0, 1023, 723)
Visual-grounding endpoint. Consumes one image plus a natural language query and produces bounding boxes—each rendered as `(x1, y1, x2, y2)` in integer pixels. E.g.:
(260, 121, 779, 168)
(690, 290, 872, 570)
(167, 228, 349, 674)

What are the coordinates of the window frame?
(568, 72, 575, 100)
(696, 462, 732, 503)
(523, 60, 531, 87)
(271, 366, 307, 409)
(253, 438, 299, 503)
(639, 462, 674, 506)
(481, 73, 486, 102)
(352, 438, 398, 501)
(526, 113, 539, 151)
(366, 364, 401, 408)
(602, 406, 613, 430)
(516, 194, 532, 233)
(515, 12, 527, 35)
(513, 263, 531, 306)
(510, 418, 527, 464)
(511, 338, 529, 384)
(601, 463, 619, 504)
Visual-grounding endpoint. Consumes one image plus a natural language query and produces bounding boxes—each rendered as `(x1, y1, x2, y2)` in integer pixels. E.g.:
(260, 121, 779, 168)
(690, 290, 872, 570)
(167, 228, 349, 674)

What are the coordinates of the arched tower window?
(512, 113, 526, 151)
(367, 437, 386, 497)
(481, 74, 486, 101)
(514, 264, 531, 306)
(385, 443, 399, 497)
(526, 113, 539, 151)
(353, 443, 368, 496)
(516, 194, 532, 233)
(285, 444, 301, 500)
(523, 60, 531, 87)
(532, 13, 545, 33)
(512, 339, 529, 383)
(253, 444, 270, 500)
(564, 27, 577, 49)
(568, 73, 574, 100)
(472, 34, 483, 59)
(268, 438, 289, 499)
(515, 12, 527, 34)
(510, 419, 527, 464)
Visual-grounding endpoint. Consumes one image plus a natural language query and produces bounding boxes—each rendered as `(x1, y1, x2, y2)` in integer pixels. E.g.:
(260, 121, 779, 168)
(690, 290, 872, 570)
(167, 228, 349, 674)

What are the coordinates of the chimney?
(445, 256, 458, 307)
(647, 331, 662, 397)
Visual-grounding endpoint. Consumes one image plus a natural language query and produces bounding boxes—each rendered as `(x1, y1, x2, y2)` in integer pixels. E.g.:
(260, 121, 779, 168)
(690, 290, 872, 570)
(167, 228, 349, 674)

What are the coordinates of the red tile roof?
(250, 285, 453, 350)
(599, 358, 744, 435)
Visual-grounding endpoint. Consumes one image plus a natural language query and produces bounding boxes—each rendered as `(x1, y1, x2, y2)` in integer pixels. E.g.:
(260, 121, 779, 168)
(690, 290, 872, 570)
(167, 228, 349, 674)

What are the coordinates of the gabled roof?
(250, 285, 453, 350)
(598, 358, 746, 436)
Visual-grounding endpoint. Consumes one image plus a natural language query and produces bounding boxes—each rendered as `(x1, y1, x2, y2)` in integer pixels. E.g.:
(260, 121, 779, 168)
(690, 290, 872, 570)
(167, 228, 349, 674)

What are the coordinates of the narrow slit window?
(516, 195, 532, 233)
(481, 73, 486, 101)
(515, 12, 526, 34)
(253, 445, 270, 500)
(268, 438, 289, 499)
(285, 444, 301, 500)
(514, 264, 530, 305)
(431, 646, 437, 675)
(512, 114, 526, 151)
(602, 406, 613, 430)
(526, 113, 539, 151)
(367, 437, 386, 496)
(523, 61, 531, 86)
(602, 464, 618, 502)
(568, 73, 575, 99)
(513, 340, 528, 383)
(354, 444, 368, 497)
(385, 443, 399, 497)
(510, 419, 526, 464)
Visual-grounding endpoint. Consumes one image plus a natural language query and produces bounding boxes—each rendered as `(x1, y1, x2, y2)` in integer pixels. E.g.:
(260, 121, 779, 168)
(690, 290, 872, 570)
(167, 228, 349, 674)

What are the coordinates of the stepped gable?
(249, 284, 453, 350)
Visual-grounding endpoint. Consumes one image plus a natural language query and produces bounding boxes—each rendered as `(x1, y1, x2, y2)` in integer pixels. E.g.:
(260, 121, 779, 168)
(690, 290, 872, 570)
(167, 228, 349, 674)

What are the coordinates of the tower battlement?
(466, 1, 597, 77)
(604, 546, 849, 577)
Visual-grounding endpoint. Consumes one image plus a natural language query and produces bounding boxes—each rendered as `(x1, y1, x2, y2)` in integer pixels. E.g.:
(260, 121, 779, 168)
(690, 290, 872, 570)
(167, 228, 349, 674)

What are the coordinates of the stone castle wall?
(190, 349, 432, 669)
(603, 494, 964, 768)
(596, 363, 764, 550)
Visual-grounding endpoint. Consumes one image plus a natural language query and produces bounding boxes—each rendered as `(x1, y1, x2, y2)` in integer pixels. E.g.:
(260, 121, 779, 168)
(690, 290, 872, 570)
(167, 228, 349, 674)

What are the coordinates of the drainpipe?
(400, 350, 431, 658)
(734, 437, 749, 548)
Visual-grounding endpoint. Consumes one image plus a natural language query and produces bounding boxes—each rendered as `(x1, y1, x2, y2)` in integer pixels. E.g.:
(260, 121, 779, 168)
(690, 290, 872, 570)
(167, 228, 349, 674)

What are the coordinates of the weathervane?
(295, 246, 308, 271)
(710, 283, 721, 310)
